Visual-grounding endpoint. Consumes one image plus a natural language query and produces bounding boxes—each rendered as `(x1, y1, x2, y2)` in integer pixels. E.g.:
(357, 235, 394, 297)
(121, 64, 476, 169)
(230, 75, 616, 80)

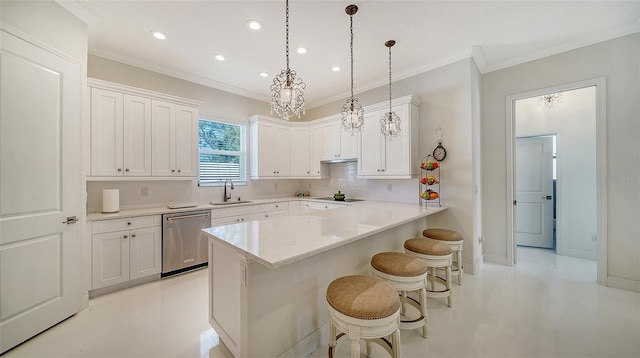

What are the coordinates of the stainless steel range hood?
(320, 158, 357, 164)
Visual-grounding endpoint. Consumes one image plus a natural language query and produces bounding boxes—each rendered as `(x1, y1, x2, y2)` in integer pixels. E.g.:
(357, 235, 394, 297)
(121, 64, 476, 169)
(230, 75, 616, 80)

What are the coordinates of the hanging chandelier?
(340, 4, 364, 135)
(270, 0, 306, 120)
(380, 40, 401, 138)
(537, 92, 562, 109)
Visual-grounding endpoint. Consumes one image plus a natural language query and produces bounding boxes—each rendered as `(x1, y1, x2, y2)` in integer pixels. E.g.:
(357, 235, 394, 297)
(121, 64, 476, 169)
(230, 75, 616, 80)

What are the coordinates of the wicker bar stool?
(404, 238, 453, 307)
(423, 228, 464, 285)
(326, 275, 402, 357)
(370, 252, 429, 338)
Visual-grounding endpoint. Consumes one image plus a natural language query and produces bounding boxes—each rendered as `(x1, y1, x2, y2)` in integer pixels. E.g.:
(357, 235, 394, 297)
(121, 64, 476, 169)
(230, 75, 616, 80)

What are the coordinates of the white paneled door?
(0, 30, 82, 353)
(516, 136, 554, 248)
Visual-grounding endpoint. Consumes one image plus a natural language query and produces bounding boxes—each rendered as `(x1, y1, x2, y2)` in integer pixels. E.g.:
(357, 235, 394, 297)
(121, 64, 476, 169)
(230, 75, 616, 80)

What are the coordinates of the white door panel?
(123, 95, 151, 176)
(1, 30, 82, 353)
(516, 136, 553, 248)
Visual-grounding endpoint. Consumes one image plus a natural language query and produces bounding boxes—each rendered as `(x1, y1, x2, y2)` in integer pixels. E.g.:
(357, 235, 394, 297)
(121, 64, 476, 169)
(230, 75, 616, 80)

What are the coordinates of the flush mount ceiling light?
(270, 0, 306, 120)
(537, 92, 563, 109)
(381, 40, 401, 138)
(215, 54, 225, 61)
(150, 30, 166, 40)
(247, 19, 262, 30)
(332, 66, 341, 72)
(296, 47, 307, 54)
(259, 72, 269, 77)
(340, 4, 364, 135)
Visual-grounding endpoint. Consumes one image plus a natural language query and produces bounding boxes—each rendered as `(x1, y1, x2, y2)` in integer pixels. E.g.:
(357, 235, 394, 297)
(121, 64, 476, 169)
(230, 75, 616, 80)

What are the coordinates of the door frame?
(505, 77, 607, 285)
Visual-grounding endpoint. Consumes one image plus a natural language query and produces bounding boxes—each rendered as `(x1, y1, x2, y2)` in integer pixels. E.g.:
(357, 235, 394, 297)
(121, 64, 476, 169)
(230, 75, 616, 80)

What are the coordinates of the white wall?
(306, 58, 483, 274)
(516, 87, 597, 260)
(482, 33, 640, 292)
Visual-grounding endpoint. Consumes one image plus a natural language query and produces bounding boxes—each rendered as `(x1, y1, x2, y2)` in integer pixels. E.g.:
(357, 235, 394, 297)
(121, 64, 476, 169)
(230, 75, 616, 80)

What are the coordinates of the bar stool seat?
(404, 238, 453, 307)
(371, 252, 429, 338)
(423, 228, 464, 285)
(327, 275, 402, 357)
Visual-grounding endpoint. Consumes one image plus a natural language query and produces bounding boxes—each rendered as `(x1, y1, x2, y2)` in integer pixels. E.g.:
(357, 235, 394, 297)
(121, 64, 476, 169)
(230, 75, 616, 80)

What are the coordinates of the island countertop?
(203, 201, 446, 269)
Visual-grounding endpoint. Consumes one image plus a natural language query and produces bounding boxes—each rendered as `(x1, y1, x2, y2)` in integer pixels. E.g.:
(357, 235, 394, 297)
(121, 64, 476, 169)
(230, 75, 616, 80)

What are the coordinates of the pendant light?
(340, 4, 364, 135)
(380, 40, 401, 138)
(270, 0, 306, 120)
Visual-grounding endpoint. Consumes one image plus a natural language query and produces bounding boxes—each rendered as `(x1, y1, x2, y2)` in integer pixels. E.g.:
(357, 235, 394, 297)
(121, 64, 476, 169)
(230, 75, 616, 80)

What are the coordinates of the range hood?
(320, 158, 357, 164)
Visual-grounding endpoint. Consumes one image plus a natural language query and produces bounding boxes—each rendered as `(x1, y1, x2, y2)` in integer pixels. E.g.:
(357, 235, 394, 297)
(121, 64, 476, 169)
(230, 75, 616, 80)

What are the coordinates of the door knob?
(544, 195, 552, 200)
(62, 216, 78, 224)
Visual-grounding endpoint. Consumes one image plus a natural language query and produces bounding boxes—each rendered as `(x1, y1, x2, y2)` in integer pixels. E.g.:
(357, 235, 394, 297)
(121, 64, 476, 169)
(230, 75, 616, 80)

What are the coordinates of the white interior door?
(0, 30, 82, 353)
(516, 136, 554, 248)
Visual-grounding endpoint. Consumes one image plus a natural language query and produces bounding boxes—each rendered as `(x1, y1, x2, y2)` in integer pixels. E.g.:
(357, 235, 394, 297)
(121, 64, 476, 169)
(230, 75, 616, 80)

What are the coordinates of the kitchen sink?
(209, 200, 253, 206)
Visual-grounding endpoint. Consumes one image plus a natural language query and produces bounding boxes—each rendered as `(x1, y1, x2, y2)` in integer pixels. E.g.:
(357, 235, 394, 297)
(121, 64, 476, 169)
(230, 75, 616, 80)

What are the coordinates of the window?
(198, 119, 247, 186)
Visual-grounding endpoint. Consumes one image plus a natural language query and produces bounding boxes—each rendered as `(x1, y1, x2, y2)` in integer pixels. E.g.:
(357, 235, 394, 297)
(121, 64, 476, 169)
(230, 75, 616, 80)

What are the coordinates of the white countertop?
(203, 201, 447, 269)
(87, 197, 317, 221)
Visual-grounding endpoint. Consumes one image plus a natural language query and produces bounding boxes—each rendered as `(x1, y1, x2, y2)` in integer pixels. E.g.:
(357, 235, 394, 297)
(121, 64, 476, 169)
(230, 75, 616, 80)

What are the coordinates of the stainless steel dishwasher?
(162, 210, 211, 276)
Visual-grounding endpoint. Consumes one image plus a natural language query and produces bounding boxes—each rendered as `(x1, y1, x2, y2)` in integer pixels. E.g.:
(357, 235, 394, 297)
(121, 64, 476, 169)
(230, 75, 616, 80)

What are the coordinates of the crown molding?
(55, 0, 100, 25)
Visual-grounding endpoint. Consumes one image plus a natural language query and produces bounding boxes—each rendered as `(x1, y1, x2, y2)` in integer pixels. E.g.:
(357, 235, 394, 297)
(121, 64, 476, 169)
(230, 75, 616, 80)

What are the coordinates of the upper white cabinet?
(151, 100, 199, 177)
(291, 127, 311, 177)
(319, 118, 357, 161)
(250, 117, 291, 178)
(357, 96, 420, 179)
(309, 125, 322, 177)
(91, 89, 152, 176)
(88, 79, 201, 179)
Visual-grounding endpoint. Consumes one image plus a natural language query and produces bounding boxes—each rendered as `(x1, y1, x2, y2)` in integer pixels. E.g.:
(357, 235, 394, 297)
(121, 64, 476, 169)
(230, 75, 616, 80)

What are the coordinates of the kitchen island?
(203, 201, 446, 357)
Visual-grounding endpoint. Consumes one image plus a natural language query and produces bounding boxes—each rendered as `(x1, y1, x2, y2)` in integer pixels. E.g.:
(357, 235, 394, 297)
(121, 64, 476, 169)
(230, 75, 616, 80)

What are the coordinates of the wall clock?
(433, 142, 447, 161)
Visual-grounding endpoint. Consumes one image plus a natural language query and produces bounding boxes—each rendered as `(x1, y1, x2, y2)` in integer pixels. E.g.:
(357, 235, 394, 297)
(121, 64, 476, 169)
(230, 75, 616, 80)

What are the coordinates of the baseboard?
(607, 276, 640, 293)
(278, 323, 329, 358)
(558, 248, 597, 261)
(463, 253, 484, 275)
(89, 274, 160, 298)
(483, 252, 511, 266)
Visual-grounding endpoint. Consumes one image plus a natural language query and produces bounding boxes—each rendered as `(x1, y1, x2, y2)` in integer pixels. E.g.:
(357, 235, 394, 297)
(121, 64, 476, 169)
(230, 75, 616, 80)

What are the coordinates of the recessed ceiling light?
(215, 54, 225, 61)
(296, 47, 307, 54)
(247, 20, 262, 30)
(150, 31, 166, 40)
(332, 66, 341, 72)
(259, 72, 269, 77)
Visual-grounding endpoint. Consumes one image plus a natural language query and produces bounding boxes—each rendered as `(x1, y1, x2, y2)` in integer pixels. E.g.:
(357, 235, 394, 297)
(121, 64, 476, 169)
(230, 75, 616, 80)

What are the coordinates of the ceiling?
(65, 1, 640, 108)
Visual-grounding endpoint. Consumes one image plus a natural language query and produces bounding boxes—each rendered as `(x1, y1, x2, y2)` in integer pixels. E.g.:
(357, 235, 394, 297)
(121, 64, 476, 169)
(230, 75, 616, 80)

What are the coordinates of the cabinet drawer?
(211, 204, 263, 219)
(263, 202, 289, 212)
(263, 210, 288, 219)
(92, 215, 161, 234)
(309, 202, 345, 211)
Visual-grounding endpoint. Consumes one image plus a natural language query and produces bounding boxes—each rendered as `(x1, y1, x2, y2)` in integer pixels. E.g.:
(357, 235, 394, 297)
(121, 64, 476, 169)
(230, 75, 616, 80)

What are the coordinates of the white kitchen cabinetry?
(88, 79, 201, 180)
(358, 96, 419, 179)
(309, 125, 322, 176)
(91, 215, 162, 289)
(290, 127, 311, 177)
(90, 88, 152, 176)
(211, 205, 264, 227)
(250, 117, 291, 178)
(308, 202, 347, 211)
(151, 100, 199, 177)
(319, 118, 357, 162)
(263, 202, 289, 219)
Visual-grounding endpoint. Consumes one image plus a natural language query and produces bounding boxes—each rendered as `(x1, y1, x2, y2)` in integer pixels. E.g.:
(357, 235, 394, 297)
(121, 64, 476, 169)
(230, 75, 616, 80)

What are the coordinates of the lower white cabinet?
(92, 215, 162, 289)
(263, 202, 289, 219)
(211, 205, 264, 226)
(309, 202, 346, 211)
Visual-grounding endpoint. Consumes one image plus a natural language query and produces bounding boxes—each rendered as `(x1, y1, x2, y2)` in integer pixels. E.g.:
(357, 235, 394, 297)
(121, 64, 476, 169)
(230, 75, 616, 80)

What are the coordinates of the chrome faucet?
(223, 179, 234, 202)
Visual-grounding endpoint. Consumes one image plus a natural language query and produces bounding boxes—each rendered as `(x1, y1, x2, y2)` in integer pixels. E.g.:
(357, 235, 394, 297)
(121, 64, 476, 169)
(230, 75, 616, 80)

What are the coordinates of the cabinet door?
(123, 95, 152, 176)
(290, 127, 310, 176)
(382, 104, 410, 176)
(211, 216, 243, 227)
(263, 210, 288, 219)
(299, 202, 311, 213)
(358, 110, 383, 176)
(151, 100, 176, 176)
(275, 125, 291, 176)
(256, 122, 277, 177)
(92, 230, 129, 289)
(309, 125, 322, 176)
(129, 226, 162, 280)
(320, 121, 339, 161)
(339, 126, 358, 160)
(175, 105, 199, 177)
(91, 88, 123, 176)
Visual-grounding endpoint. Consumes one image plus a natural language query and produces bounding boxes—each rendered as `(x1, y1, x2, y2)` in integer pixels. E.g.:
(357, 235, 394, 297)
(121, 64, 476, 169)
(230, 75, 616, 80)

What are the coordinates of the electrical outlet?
(274, 183, 278, 190)
(141, 187, 149, 196)
(387, 184, 392, 192)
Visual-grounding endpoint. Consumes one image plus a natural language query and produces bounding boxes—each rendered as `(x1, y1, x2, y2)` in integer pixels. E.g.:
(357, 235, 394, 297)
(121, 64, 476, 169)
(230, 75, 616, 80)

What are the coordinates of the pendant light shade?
(270, 0, 306, 120)
(340, 4, 364, 135)
(381, 40, 401, 138)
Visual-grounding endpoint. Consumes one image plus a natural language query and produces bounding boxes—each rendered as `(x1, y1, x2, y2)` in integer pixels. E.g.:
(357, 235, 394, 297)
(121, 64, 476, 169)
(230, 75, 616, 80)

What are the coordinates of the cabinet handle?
(317, 171, 320, 174)
(123, 235, 128, 239)
(377, 169, 380, 172)
(307, 171, 310, 174)
(275, 205, 279, 208)
(172, 169, 176, 173)
(236, 219, 240, 223)
(178, 169, 181, 173)
(117, 168, 122, 172)
(127, 222, 131, 226)
(125, 168, 129, 172)
(241, 218, 245, 221)
(265, 214, 269, 218)
(131, 234, 136, 238)
(381, 169, 385, 172)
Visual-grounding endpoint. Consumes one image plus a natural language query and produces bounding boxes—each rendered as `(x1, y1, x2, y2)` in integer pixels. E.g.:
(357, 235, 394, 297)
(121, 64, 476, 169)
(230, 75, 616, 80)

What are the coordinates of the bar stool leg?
(350, 337, 359, 358)
(366, 340, 372, 358)
(400, 290, 408, 316)
(392, 326, 401, 357)
(446, 265, 452, 307)
(419, 285, 427, 338)
(329, 321, 336, 349)
(457, 250, 463, 285)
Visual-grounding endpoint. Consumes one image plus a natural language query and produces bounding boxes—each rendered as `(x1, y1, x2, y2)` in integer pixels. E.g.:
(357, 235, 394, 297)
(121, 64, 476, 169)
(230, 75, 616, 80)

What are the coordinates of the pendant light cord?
(388, 45, 392, 116)
(285, 0, 290, 71)
(350, 13, 354, 102)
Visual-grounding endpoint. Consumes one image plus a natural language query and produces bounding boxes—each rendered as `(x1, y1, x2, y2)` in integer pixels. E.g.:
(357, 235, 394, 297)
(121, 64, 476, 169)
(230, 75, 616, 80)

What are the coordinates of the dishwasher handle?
(165, 212, 210, 222)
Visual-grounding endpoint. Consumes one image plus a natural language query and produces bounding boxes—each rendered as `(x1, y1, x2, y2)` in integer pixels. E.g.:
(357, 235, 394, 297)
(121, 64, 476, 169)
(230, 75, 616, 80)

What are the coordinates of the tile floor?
(4, 247, 639, 358)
